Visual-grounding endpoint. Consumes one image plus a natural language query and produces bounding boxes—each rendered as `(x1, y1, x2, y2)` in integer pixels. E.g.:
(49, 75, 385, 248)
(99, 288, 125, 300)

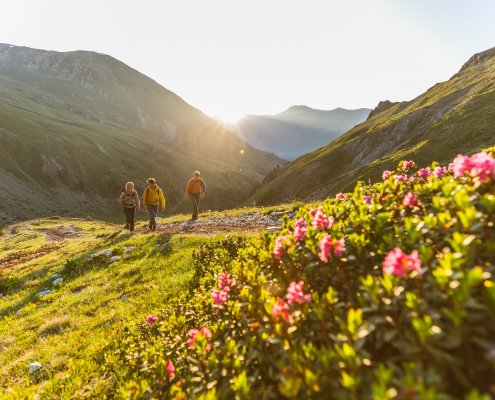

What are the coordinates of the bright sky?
(1, 0, 494, 120)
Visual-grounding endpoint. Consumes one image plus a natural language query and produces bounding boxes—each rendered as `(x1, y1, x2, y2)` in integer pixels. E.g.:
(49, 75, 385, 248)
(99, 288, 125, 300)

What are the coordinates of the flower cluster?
(382, 170, 392, 180)
(187, 327, 212, 351)
(451, 151, 495, 182)
(286, 281, 311, 305)
(382, 247, 422, 277)
(433, 166, 447, 178)
(293, 218, 307, 242)
(335, 192, 347, 200)
(318, 234, 345, 262)
(394, 174, 408, 183)
(402, 160, 415, 170)
(311, 208, 334, 230)
(1, 242, 61, 268)
(417, 167, 431, 178)
(273, 235, 291, 259)
(402, 192, 417, 207)
(146, 315, 158, 324)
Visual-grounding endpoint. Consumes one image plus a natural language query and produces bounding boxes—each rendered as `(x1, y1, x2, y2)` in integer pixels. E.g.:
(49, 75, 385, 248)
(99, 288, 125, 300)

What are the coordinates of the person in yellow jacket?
(143, 178, 165, 231)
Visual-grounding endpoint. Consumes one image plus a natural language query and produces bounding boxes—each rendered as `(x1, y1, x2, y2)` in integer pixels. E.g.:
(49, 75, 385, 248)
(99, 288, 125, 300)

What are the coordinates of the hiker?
(185, 171, 206, 221)
(143, 178, 165, 231)
(119, 182, 140, 232)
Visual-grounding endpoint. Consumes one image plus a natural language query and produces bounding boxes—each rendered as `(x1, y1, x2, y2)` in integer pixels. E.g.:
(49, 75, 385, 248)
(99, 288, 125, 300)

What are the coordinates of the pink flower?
(433, 166, 447, 178)
(293, 218, 307, 242)
(218, 272, 236, 288)
(211, 288, 228, 305)
(403, 160, 415, 170)
(382, 170, 392, 180)
(286, 281, 311, 305)
(311, 209, 334, 230)
(394, 175, 408, 183)
(146, 315, 158, 324)
(417, 167, 431, 178)
(318, 234, 345, 262)
(451, 154, 472, 177)
(225, 235, 230, 240)
(166, 360, 175, 378)
(336, 193, 347, 200)
(403, 192, 417, 207)
(272, 298, 293, 323)
(469, 152, 495, 182)
(382, 248, 422, 277)
(187, 327, 212, 351)
(448, 162, 455, 171)
(273, 235, 291, 259)
(409, 177, 415, 182)
(361, 195, 373, 204)
(309, 206, 321, 216)
(451, 152, 495, 181)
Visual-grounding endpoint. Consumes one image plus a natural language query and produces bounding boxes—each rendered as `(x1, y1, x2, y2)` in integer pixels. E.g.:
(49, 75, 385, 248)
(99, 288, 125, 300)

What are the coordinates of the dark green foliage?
(108, 150, 495, 399)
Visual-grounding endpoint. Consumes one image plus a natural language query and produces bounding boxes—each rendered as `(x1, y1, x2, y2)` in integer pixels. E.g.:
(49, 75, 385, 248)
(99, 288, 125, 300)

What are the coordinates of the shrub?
(109, 149, 495, 399)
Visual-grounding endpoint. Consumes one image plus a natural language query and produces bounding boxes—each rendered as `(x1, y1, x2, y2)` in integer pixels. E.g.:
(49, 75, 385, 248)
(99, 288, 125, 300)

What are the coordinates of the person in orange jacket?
(185, 171, 206, 221)
(143, 178, 165, 230)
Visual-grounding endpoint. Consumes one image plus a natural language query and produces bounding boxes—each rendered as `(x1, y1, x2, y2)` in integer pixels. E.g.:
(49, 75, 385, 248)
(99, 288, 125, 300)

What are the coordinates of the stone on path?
(29, 362, 41, 373)
(162, 242, 174, 251)
(49, 274, 60, 280)
(53, 278, 63, 285)
(120, 294, 130, 301)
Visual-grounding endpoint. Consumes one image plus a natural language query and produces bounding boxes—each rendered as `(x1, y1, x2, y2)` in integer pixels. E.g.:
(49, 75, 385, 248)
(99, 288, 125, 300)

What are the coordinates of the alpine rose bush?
(111, 147, 495, 400)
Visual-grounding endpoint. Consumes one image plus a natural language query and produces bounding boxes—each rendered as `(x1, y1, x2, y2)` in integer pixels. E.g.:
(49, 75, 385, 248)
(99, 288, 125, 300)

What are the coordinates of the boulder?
(120, 294, 130, 301)
(49, 274, 60, 280)
(29, 362, 41, 373)
(0, 293, 3, 298)
(109, 256, 121, 262)
(16, 307, 24, 315)
(123, 246, 134, 254)
(36, 290, 54, 298)
(162, 242, 174, 251)
(271, 212, 284, 217)
(85, 216, 94, 221)
(53, 278, 63, 285)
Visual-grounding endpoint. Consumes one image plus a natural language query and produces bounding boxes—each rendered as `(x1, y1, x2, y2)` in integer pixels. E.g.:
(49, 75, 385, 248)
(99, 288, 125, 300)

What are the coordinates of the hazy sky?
(1, 0, 494, 120)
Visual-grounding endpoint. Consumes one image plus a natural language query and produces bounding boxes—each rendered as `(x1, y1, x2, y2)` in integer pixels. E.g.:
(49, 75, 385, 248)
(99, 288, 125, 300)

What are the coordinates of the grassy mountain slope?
(0, 44, 284, 226)
(215, 106, 371, 161)
(248, 45, 495, 205)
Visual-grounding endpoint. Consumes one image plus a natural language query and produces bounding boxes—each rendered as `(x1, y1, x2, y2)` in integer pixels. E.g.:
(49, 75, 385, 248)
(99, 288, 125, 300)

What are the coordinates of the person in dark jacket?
(119, 182, 140, 232)
(185, 171, 206, 221)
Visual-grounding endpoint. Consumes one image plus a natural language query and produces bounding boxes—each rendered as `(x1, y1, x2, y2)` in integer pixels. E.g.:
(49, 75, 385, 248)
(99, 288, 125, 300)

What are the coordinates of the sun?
(217, 110, 245, 124)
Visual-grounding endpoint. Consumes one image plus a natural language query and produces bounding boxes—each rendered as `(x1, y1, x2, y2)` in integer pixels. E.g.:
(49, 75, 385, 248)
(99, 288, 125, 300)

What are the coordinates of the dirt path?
(134, 224, 267, 236)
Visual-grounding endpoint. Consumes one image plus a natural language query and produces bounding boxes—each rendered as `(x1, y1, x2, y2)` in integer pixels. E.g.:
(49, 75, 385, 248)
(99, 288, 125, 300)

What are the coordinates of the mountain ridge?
(0, 43, 284, 226)
(247, 45, 495, 205)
